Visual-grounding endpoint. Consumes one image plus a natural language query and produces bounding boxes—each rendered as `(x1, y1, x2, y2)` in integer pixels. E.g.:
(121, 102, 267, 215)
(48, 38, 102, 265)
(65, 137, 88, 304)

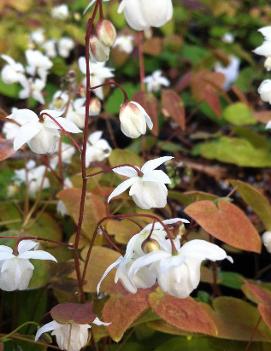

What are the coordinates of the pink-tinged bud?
(89, 97, 102, 116)
(97, 20, 117, 48)
(89, 35, 110, 62)
(119, 101, 153, 139)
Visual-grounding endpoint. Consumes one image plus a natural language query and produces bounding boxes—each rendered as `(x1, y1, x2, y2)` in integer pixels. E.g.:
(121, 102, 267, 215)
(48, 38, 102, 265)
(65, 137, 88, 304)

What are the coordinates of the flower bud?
(97, 20, 117, 48)
(264, 57, 271, 71)
(89, 35, 110, 62)
(119, 101, 153, 139)
(142, 239, 160, 253)
(262, 231, 271, 253)
(89, 97, 102, 116)
(258, 80, 271, 104)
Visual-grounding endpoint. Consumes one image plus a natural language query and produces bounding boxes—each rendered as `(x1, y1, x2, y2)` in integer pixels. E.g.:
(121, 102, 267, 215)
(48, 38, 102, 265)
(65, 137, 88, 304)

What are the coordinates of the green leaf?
(0, 79, 20, 98)
(109, 149, 143, 168)
(223, 103, 256, 126)
(218, 271, 244, 290)
(105, 83, 138, 114)
(193, 136, 271, 167)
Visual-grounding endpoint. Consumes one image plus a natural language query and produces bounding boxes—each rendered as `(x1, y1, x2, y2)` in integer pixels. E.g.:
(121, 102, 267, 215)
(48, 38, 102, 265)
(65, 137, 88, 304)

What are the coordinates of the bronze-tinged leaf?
(229, 179, 271, 230)
(148, 289, 217, 336)
(0, 137, 15, 161)
(58, 188, 106, 238)
(133, 91, 159, 136)
(102, 284, 151, 342)
(243, 281, 271, 329)
(254, 110, 271, 124)
(80, 246, 120, 293)
(212, 297, 271, 342)
(191, 70, 225, 117)
(50, 302, 95, 324)
(185, 200, 261, 253)
(169, 190, 218, 207)
(161, 89, 186, 130)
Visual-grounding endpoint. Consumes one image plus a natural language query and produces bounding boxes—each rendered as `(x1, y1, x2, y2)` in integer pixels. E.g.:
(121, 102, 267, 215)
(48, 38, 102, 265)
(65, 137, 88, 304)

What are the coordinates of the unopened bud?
(89, 98, 102, 116)
(89, 35, 110, 62)
(97, 20, 117, 48)
(142, 239, 160, 253)
(119, 101, 153, 139)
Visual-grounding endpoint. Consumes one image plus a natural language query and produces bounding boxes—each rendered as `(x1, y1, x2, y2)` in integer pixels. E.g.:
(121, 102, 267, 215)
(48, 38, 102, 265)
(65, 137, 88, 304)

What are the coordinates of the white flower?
(9, 109, 81, 154)
(0, 240, 56, 291)
(15, 160, 50, 196)
(58, 37, 75, 58)
(97, 218, 189, 294)
(89, 35, 111, 63)
(3, 108, 20, 140)
(50, 143, 76, 169)
(144, 70, 170, 93)
(118, 0, 173, 31)
(254, 26, 271, 71)
(258, 80, 271, 104)
(35, 318, 108, 351)
(119, 101, 153, 138)
(57, 178, 73, 216)
(66, 98, 85, 128)
(25, 49, 53, 80)
(85, 131, 112, 167)
(108, 156, 173, 209)
(214, 55, 240, 91)
(19, 77, 46, 104)
(129, 239, 233, 298)
(78, 57, 114, 100)
(50, 90, 69, 110)
(51, 4, 69, 20)
(30, 29, 45, 45)
(262, 231, 271, 253)
(43, 40, 57, 58)
(0, 55, 25, 84)
(113, 35, 134, 54)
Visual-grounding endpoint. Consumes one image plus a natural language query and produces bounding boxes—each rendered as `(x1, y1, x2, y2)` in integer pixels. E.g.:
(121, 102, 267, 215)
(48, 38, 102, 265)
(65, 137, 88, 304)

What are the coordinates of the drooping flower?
(85, 131, 112, 167)
(58, 37, 75, 58)
(129, 239, 233, 298)
(50, 143, 76, 169)
(56, 179, 73, 217)
(253, 26, 271, 71)
(50, 90, 69, 111)
(113, 35, 134, 54)
(0, 240, 56, 291)
(15, 160, 50, 197)
(214, 55, 240, 91)
(43, 40, 57, 58)
(144, 70, 170, 93)
(19, 77, 46, 104)
(9, 109, 81, 154)
(25, 49, 53, 80)
(30, 29, 46, 45)
(78, 57, 114, 100)
(51, 4, 69, 20)
(119, 101, 153, 138)
(258, 80, 271, 104)
(0, 55, 25, 84)
(262, 231, 271, 253)
(35, 314, 109, 351)
(222, 32, 234, 44)
(97, 218, 189, 294)
(108, 156, 173, 209)
(96, 20, 117, 48)
(118, 0, 173, 31)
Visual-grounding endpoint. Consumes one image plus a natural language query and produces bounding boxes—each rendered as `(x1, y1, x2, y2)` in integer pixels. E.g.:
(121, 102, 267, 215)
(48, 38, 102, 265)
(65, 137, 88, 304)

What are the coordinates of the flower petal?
(41, 109, 63, 118)
(35, 321, 60, 341)
(142, 170, 171, 184)
(17, 240, 39, 254)
(19, 250, 57, 262)
(11, 109, 39, 124)
(108, 177, 137, 202)
(0, 245, 14, 260)
(141, 156, 174, 173)
(88, 131, 103, 144)
(13, 122, 42, 151)
(92, 317, 111, 326)
(113, 166, 139, 178)
(46, 117, 82, 133)
(97, 256, 123, 294)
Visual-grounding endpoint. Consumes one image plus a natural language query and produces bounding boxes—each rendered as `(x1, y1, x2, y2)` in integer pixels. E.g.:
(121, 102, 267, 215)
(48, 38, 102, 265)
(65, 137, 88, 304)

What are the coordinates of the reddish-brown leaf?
(0, 137, 15, 161)
(161, 89, 186, 130)
(243, 281, 271, 329)
(102, 284, 151, 342)
(148, 289, 217, 336)
(143, 37, 162, 56)
(133, 91, 159, 136)
(191, 70, 225, 117)
(185, 200, 261, 252)
(51, 303, 95, 324)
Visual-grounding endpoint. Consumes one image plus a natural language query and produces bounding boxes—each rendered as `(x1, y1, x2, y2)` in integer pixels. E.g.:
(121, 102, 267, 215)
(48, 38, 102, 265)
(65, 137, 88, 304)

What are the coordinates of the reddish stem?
(137, 32, 145, 92)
